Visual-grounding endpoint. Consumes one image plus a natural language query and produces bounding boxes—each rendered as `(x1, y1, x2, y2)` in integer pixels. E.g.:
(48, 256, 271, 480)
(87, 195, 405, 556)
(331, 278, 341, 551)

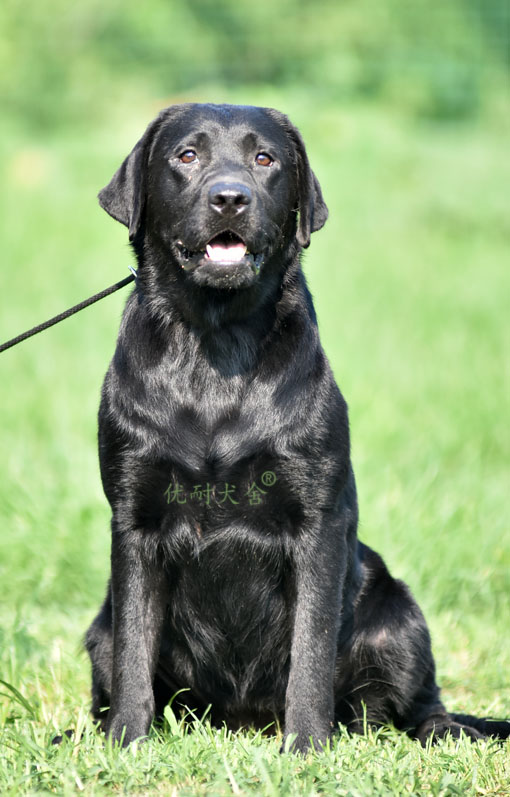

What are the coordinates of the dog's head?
(99, 104, 328, 297)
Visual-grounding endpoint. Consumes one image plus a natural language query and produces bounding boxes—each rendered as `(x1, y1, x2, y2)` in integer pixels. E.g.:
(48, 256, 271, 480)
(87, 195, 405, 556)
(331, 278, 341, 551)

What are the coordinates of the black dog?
(84, 103, 509, 752)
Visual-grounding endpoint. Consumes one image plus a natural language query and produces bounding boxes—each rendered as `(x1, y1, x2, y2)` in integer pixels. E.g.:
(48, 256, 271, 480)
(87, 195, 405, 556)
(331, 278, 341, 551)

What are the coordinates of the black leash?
(0, 268, 137, 355)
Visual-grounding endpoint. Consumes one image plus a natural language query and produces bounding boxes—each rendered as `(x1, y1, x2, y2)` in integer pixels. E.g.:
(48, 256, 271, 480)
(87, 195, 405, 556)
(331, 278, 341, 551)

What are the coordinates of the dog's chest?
(113, 358, 302, 542)
(140, 348, 288, 479)
(159, 528, 293, 708)
(105, 321, 315, 541)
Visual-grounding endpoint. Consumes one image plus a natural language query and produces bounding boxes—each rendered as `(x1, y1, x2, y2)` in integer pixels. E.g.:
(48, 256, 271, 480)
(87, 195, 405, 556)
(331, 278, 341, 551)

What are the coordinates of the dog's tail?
(450, 712, 510, 739)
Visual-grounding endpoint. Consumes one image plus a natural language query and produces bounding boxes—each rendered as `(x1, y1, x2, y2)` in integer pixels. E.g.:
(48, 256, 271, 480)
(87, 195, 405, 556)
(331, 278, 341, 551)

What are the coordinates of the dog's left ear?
(288, 125, 329, 249)
(98, 115, 162, 241)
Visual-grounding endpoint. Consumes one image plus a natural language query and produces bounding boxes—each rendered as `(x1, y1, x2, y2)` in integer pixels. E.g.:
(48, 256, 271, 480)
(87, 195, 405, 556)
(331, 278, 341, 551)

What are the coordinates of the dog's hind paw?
(415, 718, 484, 746)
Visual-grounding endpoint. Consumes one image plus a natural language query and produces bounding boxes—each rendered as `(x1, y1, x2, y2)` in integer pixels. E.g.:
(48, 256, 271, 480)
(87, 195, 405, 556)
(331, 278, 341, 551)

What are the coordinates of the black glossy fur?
(84, 103, 509, 752)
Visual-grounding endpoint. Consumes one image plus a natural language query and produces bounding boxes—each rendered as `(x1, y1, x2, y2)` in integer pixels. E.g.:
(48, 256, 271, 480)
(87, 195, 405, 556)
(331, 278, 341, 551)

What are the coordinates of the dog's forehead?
(154, 103, 291, 151)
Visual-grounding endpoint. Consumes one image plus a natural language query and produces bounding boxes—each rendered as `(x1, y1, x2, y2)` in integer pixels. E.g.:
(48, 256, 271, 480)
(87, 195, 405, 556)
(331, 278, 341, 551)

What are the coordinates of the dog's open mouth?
(206, 232, 247, 263)
(176, 232, 263, 274)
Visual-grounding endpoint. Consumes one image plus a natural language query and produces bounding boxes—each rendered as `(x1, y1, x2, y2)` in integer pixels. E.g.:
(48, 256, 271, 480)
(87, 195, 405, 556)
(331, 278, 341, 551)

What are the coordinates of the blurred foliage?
(0, 0, 508, 131)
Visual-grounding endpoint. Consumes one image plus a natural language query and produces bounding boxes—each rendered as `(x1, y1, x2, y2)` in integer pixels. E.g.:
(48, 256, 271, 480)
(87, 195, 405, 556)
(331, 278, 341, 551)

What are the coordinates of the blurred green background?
(0, 0, 509, 789)
(1, 0, 509, 128)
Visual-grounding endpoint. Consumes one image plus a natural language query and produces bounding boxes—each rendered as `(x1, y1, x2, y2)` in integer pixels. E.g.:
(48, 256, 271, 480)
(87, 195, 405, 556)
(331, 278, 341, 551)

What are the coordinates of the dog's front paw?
(106, 714, 151, 747)
(281, 724, 332, 755)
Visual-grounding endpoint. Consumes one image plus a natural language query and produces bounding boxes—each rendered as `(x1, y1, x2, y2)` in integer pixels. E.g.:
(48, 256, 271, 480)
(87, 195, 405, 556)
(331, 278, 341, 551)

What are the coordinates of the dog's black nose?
(209, 182, 252, 215)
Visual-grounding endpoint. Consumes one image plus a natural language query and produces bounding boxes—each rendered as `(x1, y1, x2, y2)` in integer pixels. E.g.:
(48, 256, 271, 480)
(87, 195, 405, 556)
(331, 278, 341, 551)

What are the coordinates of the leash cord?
(0, 269, 136, 355)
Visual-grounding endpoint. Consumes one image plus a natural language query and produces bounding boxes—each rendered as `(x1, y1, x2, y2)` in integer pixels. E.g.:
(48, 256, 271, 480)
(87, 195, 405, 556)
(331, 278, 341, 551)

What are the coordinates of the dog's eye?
(179, 150, 198, 164)
(255, 152, 273, 167)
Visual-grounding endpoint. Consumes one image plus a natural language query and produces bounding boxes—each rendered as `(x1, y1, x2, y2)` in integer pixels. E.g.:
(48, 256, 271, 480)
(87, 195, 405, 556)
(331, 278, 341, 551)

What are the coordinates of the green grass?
(1, 93, 509, 794)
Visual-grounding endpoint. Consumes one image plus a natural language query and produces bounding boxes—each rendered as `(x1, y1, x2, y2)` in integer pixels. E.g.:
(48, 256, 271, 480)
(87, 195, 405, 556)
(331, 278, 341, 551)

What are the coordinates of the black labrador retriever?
(84, 103, 509, 752)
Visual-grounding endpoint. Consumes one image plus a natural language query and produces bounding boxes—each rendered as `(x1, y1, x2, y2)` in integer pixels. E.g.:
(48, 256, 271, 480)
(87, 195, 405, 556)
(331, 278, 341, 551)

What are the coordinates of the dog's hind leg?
(335, 544, 510, 745)
(334, 544, 463, 742)
(85, 586, 114, 732)
(334, 545, 441, 735)
(52, 588, 114, 744)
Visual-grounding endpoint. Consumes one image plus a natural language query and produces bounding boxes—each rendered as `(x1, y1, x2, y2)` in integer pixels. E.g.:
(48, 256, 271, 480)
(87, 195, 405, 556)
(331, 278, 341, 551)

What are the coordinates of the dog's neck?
(120, 244, 318, 379)
(132, 235, 305, 332)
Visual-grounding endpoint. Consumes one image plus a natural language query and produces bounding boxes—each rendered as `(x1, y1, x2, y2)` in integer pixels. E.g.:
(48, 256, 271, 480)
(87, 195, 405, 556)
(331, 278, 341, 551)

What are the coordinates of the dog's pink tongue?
(206, 242, 247, 262)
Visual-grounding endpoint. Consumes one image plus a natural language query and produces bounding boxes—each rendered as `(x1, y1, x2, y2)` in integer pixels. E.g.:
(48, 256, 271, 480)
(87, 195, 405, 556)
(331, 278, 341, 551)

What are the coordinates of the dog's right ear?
(98, 116, 162, 241)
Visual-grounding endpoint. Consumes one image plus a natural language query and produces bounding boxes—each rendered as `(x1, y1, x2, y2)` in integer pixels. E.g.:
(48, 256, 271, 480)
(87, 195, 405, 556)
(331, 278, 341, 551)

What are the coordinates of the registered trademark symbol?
(261, 470, 277, 487)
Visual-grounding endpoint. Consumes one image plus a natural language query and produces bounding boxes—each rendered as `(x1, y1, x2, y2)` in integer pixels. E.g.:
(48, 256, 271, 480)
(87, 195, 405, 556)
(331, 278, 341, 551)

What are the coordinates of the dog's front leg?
(283, 514, 346, 754)
(107, 526, 167, 746)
